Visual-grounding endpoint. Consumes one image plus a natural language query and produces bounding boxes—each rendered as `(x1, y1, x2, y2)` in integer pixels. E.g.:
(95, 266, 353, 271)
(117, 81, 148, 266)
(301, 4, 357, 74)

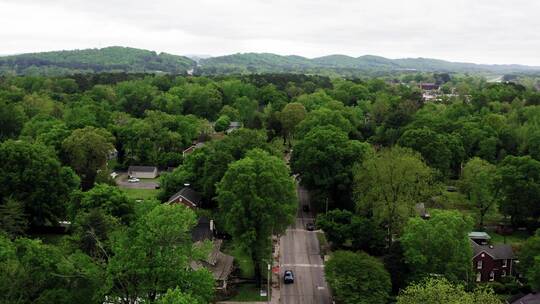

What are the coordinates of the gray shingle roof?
(167, 187, 202, 207)
(472, 241, 515, 260)
(128, 166, 157, 173)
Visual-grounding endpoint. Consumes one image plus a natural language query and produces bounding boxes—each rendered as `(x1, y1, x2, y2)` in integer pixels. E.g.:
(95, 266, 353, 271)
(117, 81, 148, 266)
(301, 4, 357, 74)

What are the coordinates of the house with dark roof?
(167, 187, 202, 208)
(128, 166, 158, 179)
(182, 142, 205, 157)
(471, 238, 516, 282)
(509, 293, 540, 304)
(190, 217, 235, 291)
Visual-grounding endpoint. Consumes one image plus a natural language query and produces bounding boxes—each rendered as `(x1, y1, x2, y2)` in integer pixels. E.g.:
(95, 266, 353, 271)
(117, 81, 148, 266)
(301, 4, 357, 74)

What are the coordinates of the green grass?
(488, 230, 530, 246)
(228, 283, 269, 302)
(223, 242, 255, 279)
(122, 188, 159, 200)
(138, 177, 161, 184)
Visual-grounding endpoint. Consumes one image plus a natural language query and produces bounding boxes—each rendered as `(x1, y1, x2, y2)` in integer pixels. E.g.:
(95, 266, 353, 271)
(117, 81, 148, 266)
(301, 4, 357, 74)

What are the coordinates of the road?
(280, 185, 332, 304)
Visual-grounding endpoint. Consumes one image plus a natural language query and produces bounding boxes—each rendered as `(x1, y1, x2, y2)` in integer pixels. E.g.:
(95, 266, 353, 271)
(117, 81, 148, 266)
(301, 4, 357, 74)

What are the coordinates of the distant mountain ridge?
(1, 46, 539, 76)
(0, 46, 196, 76)
(198, 52, 540, 75)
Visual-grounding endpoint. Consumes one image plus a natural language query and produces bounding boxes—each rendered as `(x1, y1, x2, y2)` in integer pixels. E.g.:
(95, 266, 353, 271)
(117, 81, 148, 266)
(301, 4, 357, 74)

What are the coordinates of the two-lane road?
(280, 185, 332, 304)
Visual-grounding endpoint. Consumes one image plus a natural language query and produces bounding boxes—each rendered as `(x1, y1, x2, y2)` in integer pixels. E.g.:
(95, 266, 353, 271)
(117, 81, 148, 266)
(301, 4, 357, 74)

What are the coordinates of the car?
(284, 270, 294, 284)
(127, 177, 140, 183)
(306, 222, 315, 231)
(302, 204, 310, 212)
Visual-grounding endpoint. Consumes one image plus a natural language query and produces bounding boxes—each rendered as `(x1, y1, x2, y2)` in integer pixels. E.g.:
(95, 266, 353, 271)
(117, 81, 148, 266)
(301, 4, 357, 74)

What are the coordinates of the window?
(489, 271, 495, 281)
(502, 259, 508, 267)
(477, 260, 483, 269)
(476, 272, 482, 282)
(502, 270, 507, 277)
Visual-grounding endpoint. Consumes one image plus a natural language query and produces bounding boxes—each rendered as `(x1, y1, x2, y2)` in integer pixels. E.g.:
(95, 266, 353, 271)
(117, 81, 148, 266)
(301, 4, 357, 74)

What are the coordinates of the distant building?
(420, 83, 440, 91)
(226, 121, 242, 134)
(167, 187, 202, 208)
(127, 166, 158, 179)
(182, 142, 205, 157)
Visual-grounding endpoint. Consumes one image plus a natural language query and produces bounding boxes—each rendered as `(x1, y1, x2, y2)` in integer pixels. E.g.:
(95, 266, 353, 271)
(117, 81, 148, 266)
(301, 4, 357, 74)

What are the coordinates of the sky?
(1, 0, 539, 65)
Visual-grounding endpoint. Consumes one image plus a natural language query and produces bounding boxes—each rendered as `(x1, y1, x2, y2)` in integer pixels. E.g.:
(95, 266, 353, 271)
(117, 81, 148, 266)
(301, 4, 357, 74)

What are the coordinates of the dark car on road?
(306, 222, 315, 231)
(284, 270, 294, 284)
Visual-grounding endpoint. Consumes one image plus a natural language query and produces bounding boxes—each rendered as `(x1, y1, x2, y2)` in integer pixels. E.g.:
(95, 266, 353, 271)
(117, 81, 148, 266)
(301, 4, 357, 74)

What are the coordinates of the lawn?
(228, 283, 269, 302)
(487, 230, 530, 247)
(122, 188, 159, 200)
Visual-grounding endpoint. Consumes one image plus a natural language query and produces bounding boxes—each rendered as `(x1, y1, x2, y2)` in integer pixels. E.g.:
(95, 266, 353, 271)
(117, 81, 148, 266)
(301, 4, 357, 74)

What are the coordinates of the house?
(420, 83, 440, 91)
(509, 293, 540, 304)
(415, 203, 430, 219)
(469, 231, 491, 245)
(471, 239, 516, 282)
(182, 142, 205, 157)
(127, 166, 158, 179)
(167, 187, 202, 208)
(190, 217, 235, 290)
(226, 121, 242, 134)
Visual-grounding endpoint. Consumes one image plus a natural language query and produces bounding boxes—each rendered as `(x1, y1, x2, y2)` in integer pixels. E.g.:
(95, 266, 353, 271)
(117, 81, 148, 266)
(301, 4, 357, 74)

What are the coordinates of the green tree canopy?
(106, 203, 214, 303)
(291, 126, 372, 209)
(62, 127, 114, 190)
(401, 210, 473, 282)
(325, 250, 391, 304)
(460, 157, 499, 227)
(216, 149, 297, 282)
(396, 278, 501, 304)
(0, 140, 79, 227)
(355, 146, 436, 245)
(496, 155, 540, 226)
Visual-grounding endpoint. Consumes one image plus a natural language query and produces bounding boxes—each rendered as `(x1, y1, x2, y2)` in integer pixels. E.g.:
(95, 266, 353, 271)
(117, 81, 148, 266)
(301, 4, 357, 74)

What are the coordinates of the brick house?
(167, 187, 202, 208)
(471, 240, 515, 282)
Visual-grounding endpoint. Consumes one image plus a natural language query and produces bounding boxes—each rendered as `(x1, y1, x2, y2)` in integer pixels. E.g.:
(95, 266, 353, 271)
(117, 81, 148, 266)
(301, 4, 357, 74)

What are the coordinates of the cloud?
(1, 0, 539, 65)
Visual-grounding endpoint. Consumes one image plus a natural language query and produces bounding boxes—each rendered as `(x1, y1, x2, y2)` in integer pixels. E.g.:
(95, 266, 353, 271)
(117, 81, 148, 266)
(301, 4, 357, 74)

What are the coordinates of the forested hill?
(198, 53, 540, 76)
(2, 46, 540, 76)
(0, 46, 196, 76)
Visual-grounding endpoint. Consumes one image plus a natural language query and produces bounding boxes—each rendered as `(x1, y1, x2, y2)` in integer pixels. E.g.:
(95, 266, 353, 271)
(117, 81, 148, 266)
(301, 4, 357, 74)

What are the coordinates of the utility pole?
(267, 263, 271, 304)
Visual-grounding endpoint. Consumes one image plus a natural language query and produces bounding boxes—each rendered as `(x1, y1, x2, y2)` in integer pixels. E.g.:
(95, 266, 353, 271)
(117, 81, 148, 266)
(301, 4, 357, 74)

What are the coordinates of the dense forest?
(3, 46, 540, 78)
(0, 47, 196, 76)
(1, 70, 540, 303)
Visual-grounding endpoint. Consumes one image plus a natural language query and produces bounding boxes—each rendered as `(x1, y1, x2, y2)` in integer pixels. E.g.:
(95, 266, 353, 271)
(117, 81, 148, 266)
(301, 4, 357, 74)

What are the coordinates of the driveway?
(115, 172, 159, 189)
(280, 185, 332, 304)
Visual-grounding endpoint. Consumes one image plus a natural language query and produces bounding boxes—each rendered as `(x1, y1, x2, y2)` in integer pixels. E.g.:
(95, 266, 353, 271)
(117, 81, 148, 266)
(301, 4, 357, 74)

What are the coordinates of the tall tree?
(401, 210, 473, 282)
(106, 203, 214, 304)
(62, 127, 114, 190)
(325, 250, 391, 304)
(278, 102, 306, 143)
(496, 155, 540, 226)
(460, 157, 499, 227)
(0, 99, 26, 140)
(0, 197, 28, 238)
(291, 126, 372, 209)
(355, 146, 436, 246)
(216, 149, 297, 283)
(0, 140, 79, 226)
(397, 278, 501, 304)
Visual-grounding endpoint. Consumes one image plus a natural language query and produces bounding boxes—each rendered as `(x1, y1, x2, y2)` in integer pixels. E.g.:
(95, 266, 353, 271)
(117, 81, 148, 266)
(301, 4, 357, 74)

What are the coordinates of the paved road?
(280, 185, 332, 304)
(115, 173, 159, 189)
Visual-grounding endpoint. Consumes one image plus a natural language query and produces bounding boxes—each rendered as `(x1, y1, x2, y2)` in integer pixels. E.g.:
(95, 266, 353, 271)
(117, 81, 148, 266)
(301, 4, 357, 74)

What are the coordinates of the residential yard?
(227, 283, 269, 302)
(122, 188, 159, 200)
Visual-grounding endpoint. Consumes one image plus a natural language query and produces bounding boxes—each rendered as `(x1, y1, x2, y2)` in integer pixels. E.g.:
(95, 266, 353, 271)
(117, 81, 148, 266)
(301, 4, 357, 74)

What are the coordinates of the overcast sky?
(1, 0, 539, 65)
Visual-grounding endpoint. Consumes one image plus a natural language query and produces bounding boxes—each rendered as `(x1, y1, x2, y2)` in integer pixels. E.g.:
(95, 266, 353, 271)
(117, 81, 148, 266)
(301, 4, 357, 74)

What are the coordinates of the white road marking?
(281, 263, 325, 268)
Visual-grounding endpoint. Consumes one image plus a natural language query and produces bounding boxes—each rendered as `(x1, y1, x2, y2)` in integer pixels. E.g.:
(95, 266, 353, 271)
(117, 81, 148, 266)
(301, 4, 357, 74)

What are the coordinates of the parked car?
(306, 222, 315, 231)
(127, 177, 140, 183)
(302, 204, 310, 212)
(284, 270, 294, 284)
